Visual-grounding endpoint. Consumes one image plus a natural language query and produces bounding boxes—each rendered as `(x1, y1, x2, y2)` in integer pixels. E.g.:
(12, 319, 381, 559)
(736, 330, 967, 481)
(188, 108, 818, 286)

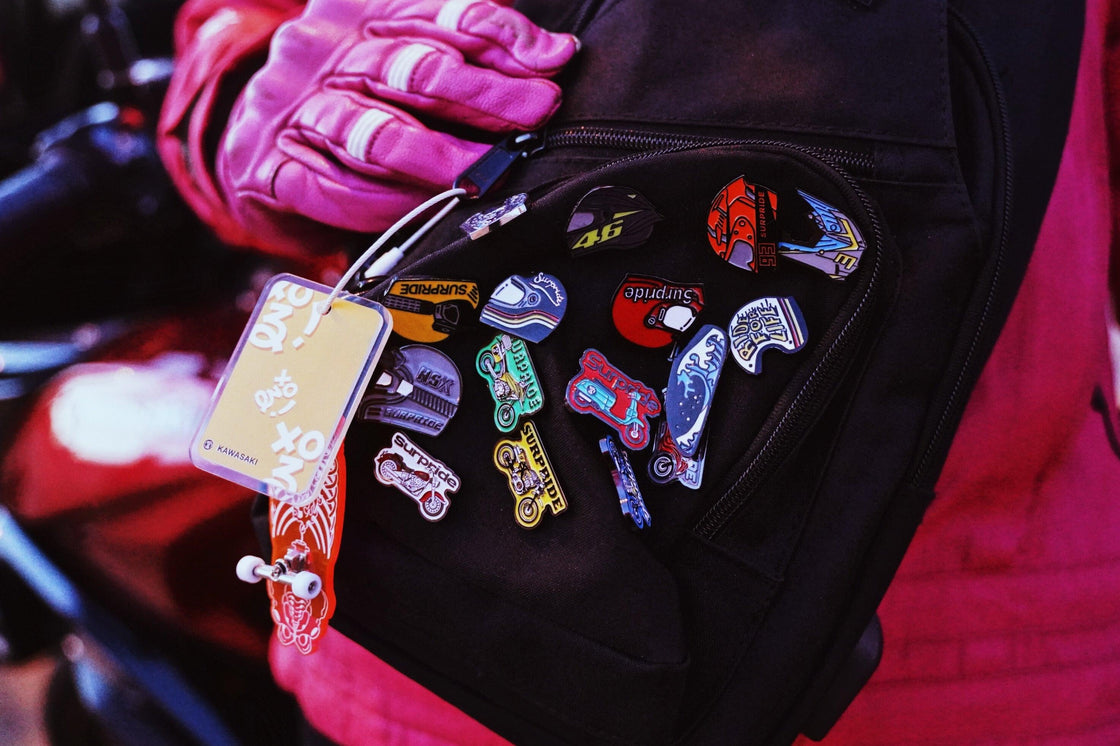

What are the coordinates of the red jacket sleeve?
(156, 0, 304, 250)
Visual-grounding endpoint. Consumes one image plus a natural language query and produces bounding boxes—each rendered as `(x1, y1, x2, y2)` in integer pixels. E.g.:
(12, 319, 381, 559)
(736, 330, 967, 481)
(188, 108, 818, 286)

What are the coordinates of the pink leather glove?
(218, 0, 579, 256)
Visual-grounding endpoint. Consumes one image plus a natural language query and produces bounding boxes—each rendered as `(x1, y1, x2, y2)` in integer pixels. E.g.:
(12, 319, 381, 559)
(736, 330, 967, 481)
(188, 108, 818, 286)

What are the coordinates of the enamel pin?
(475, 333, 544, 432)
(647, 419, 706, 490)
(599, 436, 651, 529)
(706, 176, 780, 272)
(566, 186, 662, 256)
(665, 325, 728, 458)
(480, 272, 567, 343)
(494, 421, 568, 529)
(778, 190, 865, 279)
(380, 278, 479, 342)
(728, 297, 809, 374)
(565, 349, 661, 450)
(460, 193, 528, 240)
(374, 431, 460, 521)
(611, 274, 705, 348)
(359, 345, 461, 436)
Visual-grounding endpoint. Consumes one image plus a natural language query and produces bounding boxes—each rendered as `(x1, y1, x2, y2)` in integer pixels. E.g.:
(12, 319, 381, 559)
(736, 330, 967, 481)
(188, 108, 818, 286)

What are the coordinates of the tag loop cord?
(320, 187, 467, 313)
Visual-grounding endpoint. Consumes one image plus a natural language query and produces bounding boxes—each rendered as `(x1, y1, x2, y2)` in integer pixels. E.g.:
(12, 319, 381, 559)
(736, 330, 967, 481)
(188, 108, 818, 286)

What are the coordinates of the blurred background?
(0, 0, 300, 742)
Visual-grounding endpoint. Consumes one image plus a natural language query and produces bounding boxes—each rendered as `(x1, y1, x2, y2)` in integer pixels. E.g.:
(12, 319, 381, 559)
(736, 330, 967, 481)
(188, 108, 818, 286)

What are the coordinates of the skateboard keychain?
(236, 455, 346, 654)
(193, 273, 391, 656)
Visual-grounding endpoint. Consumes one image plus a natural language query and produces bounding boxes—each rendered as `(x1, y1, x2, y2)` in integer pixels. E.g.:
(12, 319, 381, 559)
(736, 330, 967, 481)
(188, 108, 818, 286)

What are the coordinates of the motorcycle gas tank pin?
(374, 431, 460, 522)
(665, 325, 728, 458)
(480, 272, 566, 343)
(380, 277, 479, 343)
(599, 436, 651, 529)
(611, 274, 705, 348)
(359, 345, 461, 436)
(706, 176, 779, 272)
(566, 186, 662, 256)
(565, 349, 661, 450)
(460, 193, 528, 239)
(494, 421, 568, 529)
(778, 190, 864, 279)
(729, 297, 808, 374)
(476, 333, 544, 432)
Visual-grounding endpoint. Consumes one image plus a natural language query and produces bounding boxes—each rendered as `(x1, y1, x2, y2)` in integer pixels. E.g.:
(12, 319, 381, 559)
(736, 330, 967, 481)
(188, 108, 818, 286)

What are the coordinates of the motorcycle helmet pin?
(599, 436, 651, 529)
(358, 345, 462, 436)
(380, 277, 479, 343)
(480, 272, 567, 343)
(475, 333, 545, 432)
(566, 186, 662, 256)
(565, 349, 662, 450)
(494, 421, 568, 529)
(728, 297, 809, 374)
(460, 193, 529, 240)
(611, 274, 705, 348)
(665, 325, 728, 458)
(706, 176, 780, 272)
(374, 431, 460, 522)
(778, 190, 865, 279)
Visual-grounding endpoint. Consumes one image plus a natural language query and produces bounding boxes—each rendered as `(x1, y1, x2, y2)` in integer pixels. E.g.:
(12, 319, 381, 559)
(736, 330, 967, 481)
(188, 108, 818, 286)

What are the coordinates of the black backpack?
(264, 1, 1085, 743)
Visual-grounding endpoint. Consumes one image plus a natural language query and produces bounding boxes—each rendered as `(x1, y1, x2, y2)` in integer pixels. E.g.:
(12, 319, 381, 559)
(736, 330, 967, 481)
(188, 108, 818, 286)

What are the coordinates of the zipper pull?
(453, 132, 544, 198)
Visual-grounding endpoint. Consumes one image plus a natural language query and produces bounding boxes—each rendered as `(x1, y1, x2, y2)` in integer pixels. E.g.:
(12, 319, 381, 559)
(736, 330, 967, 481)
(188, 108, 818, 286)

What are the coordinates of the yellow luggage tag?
(192, 274, 392, 506)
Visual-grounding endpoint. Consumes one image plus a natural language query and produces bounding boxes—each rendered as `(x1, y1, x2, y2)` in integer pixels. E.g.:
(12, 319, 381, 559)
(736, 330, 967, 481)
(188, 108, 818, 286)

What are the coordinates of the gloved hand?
(218, 0, 579, 256)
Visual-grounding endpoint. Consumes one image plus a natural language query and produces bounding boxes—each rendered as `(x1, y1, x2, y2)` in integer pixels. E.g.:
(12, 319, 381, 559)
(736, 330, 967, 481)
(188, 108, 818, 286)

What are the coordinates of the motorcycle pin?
(476, 333, 544, 432)
(494, 421, 568, 529)
(374, 431, 460, 522)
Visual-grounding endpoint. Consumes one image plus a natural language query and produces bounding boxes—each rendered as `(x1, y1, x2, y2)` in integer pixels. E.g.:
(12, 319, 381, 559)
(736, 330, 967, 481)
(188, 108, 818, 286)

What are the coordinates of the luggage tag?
(235, 455, 345, 655)
(476, 333, 544, 432)
(566, 186, 662, 256)
(359, 345, 461, 436)
(379, 278, 479, 342)
(777, 190, 865, 279)
(599, 436, 651, 529)
(565, 348, 661, 450)
(648, 418, 706, 489)
(374, 431, 460, 521)
(480, 272, 567, 343)
(494, 421, 568, 529)
(191, 274, 391, 506)
(706, 176, 780, 272)
(611, 274, 705, 348)
(728, 297, 809, 374)
(665, 325, 728, 458)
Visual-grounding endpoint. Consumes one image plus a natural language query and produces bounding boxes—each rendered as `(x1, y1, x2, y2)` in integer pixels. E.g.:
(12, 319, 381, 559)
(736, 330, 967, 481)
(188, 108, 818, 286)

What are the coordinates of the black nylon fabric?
(318, 2, 1085, 744)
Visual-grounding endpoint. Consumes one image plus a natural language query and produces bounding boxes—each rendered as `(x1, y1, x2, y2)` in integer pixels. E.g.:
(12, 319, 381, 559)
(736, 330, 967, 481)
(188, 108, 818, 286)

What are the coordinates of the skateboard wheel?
(236, 555, 267, 584)
(290, 571, 322, 601)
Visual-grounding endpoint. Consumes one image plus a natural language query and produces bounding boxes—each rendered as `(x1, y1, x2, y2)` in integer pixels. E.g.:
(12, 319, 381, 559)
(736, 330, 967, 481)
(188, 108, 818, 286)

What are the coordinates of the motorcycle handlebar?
(0, 102, 165, 259)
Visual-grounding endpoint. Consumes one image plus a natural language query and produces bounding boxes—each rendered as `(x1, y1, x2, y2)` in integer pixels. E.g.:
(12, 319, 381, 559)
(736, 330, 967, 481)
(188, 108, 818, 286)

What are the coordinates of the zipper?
(910, 7, 1013, 484)
(535, 124, 887, 541)
(542, 125, 876, 176)
(695, 182, 885, 539)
